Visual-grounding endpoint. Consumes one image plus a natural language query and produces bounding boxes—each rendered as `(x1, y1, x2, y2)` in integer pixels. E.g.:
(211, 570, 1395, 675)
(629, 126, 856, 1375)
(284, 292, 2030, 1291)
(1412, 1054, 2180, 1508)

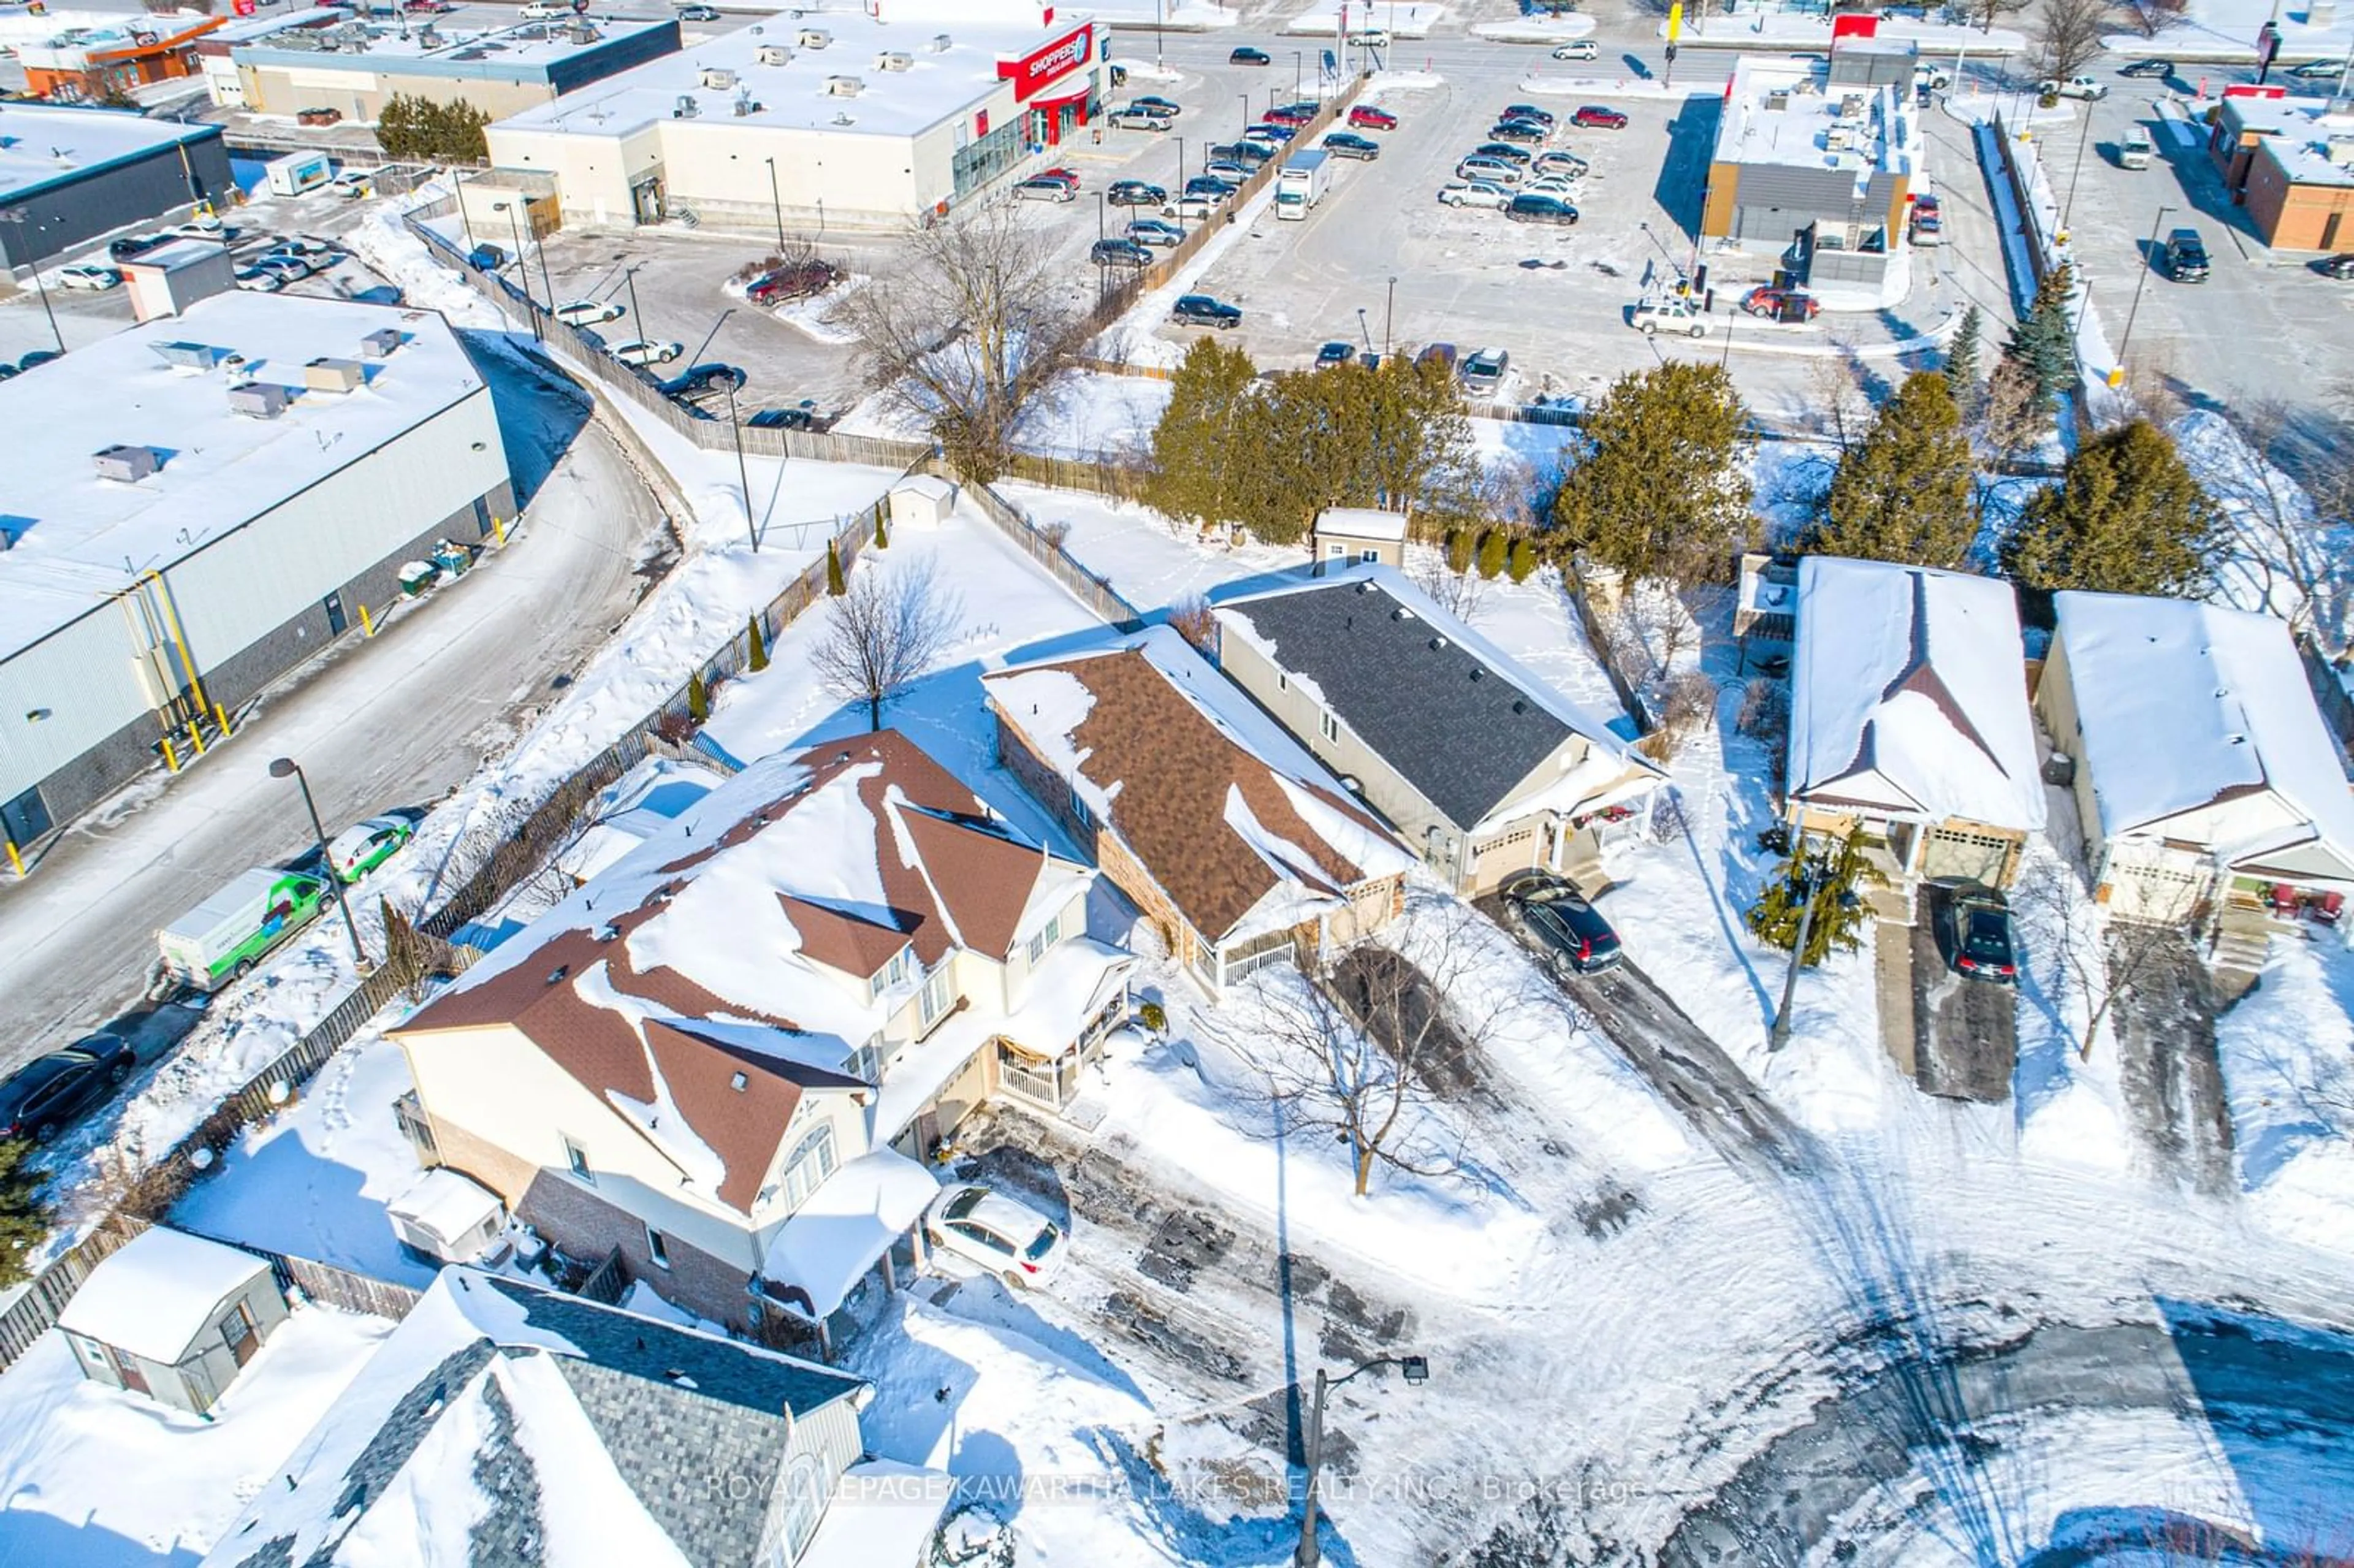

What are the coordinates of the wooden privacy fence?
(948, 463, 1145, 631)
(0, 1214, 151, 1369)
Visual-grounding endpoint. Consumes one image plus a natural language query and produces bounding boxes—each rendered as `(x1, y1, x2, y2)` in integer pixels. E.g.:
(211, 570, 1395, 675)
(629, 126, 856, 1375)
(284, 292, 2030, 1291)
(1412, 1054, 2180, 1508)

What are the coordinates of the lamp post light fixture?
(1356, 306, 1372, 354)
(0, 211, 63, 356)
(1296, 1353, 1430, 1567)
(763, 156, 786, 250)
(490, 200, 541, 341)
(722, 378, 761, 555)
(267, 757, 368, 970)
(2117, 202, 2177, 368)
(1383, 274, 1396, 357)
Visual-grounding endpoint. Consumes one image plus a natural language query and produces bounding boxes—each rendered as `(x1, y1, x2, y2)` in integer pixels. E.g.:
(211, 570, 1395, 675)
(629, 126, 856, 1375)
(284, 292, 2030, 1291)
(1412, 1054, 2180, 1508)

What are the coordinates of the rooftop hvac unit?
(796, 25, 830, 47)
(825, 74, 863, 96)
(360, 327, 402, 358)
(2328, 137, 2354, 167)
(304, 357, 365, 393)
(674, 93, 699, 116)
(92, 444, 160, 483)
(1838, 92, 1867, 120)
(1765, 91, 1789, 112)
(227, 382, 290, 419)
(733, 91, 758, 115)
(570, 22, 599, 43)
(700, 65, 736, 89)
(151, 340, 219, 371)
(928, 31, 951, 50)
(755, 42, 791, 64)
(1825, 125, 1852, 151)
(875, 50, 912, 71)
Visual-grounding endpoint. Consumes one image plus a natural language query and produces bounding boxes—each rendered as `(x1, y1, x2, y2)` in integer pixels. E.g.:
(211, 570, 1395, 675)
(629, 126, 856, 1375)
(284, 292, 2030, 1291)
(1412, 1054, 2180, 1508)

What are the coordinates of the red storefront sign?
(999, 21, 1091, 102)
(1830, 12, 1878, 39)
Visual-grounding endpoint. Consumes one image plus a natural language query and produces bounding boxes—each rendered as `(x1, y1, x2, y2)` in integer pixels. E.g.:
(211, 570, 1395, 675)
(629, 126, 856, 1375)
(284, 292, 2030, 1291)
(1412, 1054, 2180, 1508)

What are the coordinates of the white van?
(2120, 127, 2154, 170)
(159, 868, 329, 991)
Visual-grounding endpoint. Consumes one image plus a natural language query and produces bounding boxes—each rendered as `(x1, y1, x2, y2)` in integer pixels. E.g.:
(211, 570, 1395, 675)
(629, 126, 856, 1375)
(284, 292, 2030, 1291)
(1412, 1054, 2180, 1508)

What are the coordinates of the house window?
(780, 1456, 826, 1557)
(563, 1138, 593, 1184)
(919, 962, 956, 1026)
(1024, 910, 1065, 967)
(1325, 542, 1346, 558)
(781, 1123, 838, 1211)
(1067, 787, 1092, 831)
(1320, 710, 1340, 744)
(646, 1227, 671, 1270)
(1276, 672, 1289, 693)
(1359, 549, 1379, 564)
(846, 1039, 882, 1085)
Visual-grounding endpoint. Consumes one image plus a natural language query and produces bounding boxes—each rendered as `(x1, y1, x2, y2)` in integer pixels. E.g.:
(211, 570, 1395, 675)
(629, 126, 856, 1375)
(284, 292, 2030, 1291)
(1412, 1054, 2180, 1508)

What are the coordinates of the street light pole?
(269, 758, 368, 970)
(2060, 94, 2097, 231)
(492, 200, 540, 341)
(1294, 50, 1303, 97)
(723, 379, 760, 554)
(1356, 306, 1371, 353)
(1097, 189, 1107, 243)
(625, 263, 645, 333)
(0, 213, 63, 356)
(1238, 91, 1249, 133)
(2116, 202, 2176, 366)
(1296, 1353, 1429, 1567)
(1383, 274, 1396, 356)
(763, 156, 786, 250)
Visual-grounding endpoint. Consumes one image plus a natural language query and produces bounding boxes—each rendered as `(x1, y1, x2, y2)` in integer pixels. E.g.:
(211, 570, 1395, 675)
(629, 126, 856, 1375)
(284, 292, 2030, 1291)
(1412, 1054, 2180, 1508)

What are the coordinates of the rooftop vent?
(733, 91, 758, 115)
(929, 31, 951, 50)
(729, 1071, 747, 1091)
(1428, 636, 1450, 652)
(699, 64, 736, 90)
(92, 444, 160, 483)
(151, 340, 219, 371)
(227, 381, 289, 419)
(569, 21, 598, 43)
(595, 921, 619, 942)
(545, 964, 569, 984)
(796, 25, 830, 47)
(2328, 137, 2354, 168)
(755, 42, 791, 64)
(304, 357, 364, 393)
(674, 93, 699, 117)
(825, 73, 863, 95)
(1766, 91, 1789, 112)
(875, 49, 912, 70)
(360, 327, 402, 359)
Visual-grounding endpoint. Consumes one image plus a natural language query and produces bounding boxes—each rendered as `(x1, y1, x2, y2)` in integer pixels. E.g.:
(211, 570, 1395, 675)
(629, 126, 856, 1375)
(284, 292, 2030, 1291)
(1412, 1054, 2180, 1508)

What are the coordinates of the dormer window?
(1024, 910, 1065, 967)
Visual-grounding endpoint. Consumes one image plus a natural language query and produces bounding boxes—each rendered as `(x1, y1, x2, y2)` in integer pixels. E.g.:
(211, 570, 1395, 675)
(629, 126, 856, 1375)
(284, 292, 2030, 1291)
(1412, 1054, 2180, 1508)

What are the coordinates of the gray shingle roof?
(1217, 575, 1593, 829)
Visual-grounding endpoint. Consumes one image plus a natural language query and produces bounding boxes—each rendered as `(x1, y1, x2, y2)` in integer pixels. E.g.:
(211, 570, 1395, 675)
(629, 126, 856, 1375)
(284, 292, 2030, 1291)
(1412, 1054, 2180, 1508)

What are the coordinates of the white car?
(613, 339, 684, 367)
(1437, 180, 1512, 209)
(1163, 194, 1216, 221)
(57, 264, 121, 291)
(555, 298, 626, 327)
(251, 255, 313, 281)
(1631, 295, 1709, 337)
(1551, 39, 1599, 61)
(325, 814, 417, 883)
(925, 1184, 1065, 1287)
(167, 221, 229, 242)
(271, 236, 337, 256)
(327, 172, 373, 197)
(518, 0, 573, 17)
(233, 266, 283, 292)
(2040, 75, 2108, 100)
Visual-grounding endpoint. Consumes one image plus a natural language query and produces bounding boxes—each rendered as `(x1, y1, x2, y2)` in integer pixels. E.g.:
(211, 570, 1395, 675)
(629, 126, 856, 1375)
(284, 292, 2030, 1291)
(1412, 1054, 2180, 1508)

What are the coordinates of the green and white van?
(158, 868, 329, 991)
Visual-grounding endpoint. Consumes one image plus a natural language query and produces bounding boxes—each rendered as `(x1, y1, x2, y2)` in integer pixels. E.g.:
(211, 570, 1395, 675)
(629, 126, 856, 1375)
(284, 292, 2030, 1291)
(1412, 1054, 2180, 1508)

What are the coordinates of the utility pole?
(1296, 1354, 1429, 1566)
(1383, 274, 1395, 356)
(764, 156, 786, 249)
(2116, 202, 2175, 366)
(723, 379, 760, 554)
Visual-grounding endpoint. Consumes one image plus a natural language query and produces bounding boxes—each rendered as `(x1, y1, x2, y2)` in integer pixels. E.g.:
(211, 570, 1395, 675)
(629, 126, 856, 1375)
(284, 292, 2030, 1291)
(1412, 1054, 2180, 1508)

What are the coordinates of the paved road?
(0, 364, 665, 1067)
(2108, 940, 2236, 1197)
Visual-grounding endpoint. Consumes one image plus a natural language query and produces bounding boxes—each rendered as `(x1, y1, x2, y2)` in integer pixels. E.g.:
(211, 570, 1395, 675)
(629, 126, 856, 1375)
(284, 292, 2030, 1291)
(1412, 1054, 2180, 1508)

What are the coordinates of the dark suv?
(660, 362, 747, 399)
(2163, 227, 2210, 282)
(0, 1037, 138, 1143)
(1503, 872, 1623, 973)
(1090, 238, 1153, 268)
(1934, 883, 2019, 984)
(1171, 294, 1243, 328)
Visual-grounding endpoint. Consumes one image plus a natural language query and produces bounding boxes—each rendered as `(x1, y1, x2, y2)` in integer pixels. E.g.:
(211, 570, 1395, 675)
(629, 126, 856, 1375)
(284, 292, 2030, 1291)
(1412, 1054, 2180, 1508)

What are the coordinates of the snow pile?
(2215, 934, 2354, 1255)
(343, 189, 503, 329)
(769, 275, 866, 345)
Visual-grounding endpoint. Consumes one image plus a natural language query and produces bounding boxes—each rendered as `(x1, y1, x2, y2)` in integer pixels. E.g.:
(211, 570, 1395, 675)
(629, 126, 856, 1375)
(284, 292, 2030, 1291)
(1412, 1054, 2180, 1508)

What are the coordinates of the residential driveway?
(1908, 888, 2018, 1103)
(0, 362, 666, 1068)
(2106, 938, 2235, 1197)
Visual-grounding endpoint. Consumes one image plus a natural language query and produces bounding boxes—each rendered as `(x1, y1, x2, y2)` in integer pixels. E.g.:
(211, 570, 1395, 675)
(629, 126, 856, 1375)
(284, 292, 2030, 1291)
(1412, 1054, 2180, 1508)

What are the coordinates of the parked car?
(233, 266, 283, 293)
(747, 260, 837, 304)
(1742, 284, 1819, 321)
(1246, 121, 1300, 143)
(1109, 108, 1172, 131)
(1551, 39, 1599, 61)
(1015, 176, 1077, 202)
(1184, 175, 1240, 200)
(1488, 120, 1548, 144)
(926, 1184, 1065, 1286)
(1525, 176, 1582, 198)
(676, 2, 720, 17)
(1171, 293, 1243, 328)
(1348, 104, 1399, 130)
(613, 339, 685, 367)
(2319, 253, 2354, 280)
(2117, 57, 2173, 78)
(167, 221, 229, 242)
(1631, 294, 1708, 337)
(1570, 105, 1629, 129)
(57, 264, 121, 291)
(326, 815, 417, 883)
(1505, 192, 1579, 225)
(1913, 63, 1953, 91)
(273, 236, 337, 257)
(159, 868, 329, 991)
(0, 1037, 138, 1144)
(402, 0, 453, 10)
(550, 298, 625, 329)
(1131, 94, 1182, 116)
(1533, 150, 1590, 177)
(327, 171, 375, 197)
(1033, 166, 1083, 189)
(748, 403, 818, 430)
(1316, 340, 1357, 369)
(2163, 227, 2211, 282)
(1934, 883, 2019, 984)
(251, 255, 314, 282)
(2040, 75, 2108, 100)
(659, 362, 747, 398)
(107, 233, 169, 261)
(1108, 180, 1167, 207)
(2290, 58, 2347, 79)
(1414, 342, 1458, 375)
(1204, 158, 1253, 180)
(1472, 141, 1535, 164)
(1216, 140, 1275, 167)
(1436, 180, 1514, 208)
(1500, 102, 1556, 127)
(1322, 131, 1381, 160)
(1230, 45, 1271, 65)
(1456, 156, 1525, 186)
(518, 0, 575, 17)
(1265, 101, 1319, 127)
(1090, 237, 1154, 268)
(1459, 346, 1509, 394)
(1164, 194, 1217, 221)
(295, 106, 342, 126)
(1125, 219, 1183, 248)
(1503, 870, 1622, 973)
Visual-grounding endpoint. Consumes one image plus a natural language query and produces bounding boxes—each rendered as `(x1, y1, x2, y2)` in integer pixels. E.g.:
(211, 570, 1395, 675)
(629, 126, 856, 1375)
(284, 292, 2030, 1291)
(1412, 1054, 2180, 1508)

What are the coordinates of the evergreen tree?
(872, 497, 889, 550)
(1445, 528, 1474, 574)
(1745, 834, 1875, 968)
(2000, 418, 2222, 597)
(747, 614, 769, 672)
(826, 539, 846, 596)
(1143, 336, 1263, 534)
(1811, 371, 1979, 569)
(1476, 528, 1509, 580)
(1943, 305, 1985, 422)
(1553, 362, 1754, 586)
(688, 671, 710, 723)
(0, 1140, 50, 1290)
(1506, 535, 1539, 584)
(2005, 264, 2078, 407)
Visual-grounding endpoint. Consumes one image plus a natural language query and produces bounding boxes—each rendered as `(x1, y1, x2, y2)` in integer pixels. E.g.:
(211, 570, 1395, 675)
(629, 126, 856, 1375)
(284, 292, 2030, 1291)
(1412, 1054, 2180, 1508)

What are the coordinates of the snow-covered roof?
(0, 292, 484, 664)
(552, 757, 722, 883)
(1313, 506, 1410, 542)
(2053, 592, 2354, 859)
(387, 1168, 506, 1250)
(398, 730, 1089, 1214)
(232, 13, 677, 79)
(200, 1269, 869, 1568)
(758, 1146, 937, 1319)
(1214, 565, 1661, 833)
(985, 626, 1413, 946)
(1713, 55, 1914, 179)
(57, 1227, 271, 1366)
(801, 1460, 954, 1568)
(2251, 105, 2354, 191)
(1788, 557, 2046, 832)
(0, 101, 222, 203)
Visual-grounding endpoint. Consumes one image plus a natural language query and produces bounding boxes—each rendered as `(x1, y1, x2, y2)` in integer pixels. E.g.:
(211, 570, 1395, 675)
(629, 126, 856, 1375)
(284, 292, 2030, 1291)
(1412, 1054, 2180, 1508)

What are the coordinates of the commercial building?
(1700, 41, 1920, 294)
(13, 12, 223, 102)
(192, 7, 356, 110)
(223, 12, 682, 127)
(0, 292, 512, 853)
(0, 102, 232, 272)
(484, 11, 1104, 230)
(2208, 90, 2354, 251)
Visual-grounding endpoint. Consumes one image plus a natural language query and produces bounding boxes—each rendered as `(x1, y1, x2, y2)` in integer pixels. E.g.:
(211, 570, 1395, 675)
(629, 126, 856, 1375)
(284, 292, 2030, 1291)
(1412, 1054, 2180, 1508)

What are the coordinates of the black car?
(1503, 871, 1622, 973)
(1184, 175, 1239, 198)
(107, 233, 169, 261)
(0, 1037, 137, 1143)
(1506, 192, 1579, 226)
(1315, 340, 1356, 368)
(1230, 45, 1271, 64)
(1107, 180, 1167, 207)
(2320, 253, 2354, 280)
(1935, 883, 2019, 984)
(1322, 131, 1381, 160)
(1499, 102, 1556, 126)
(1472, 141, 1535, 164)
(2118, 57, 2173, 78)
(1214, 140, 1275, 167)
(1171, 294, 1243, 328)
(1090, 237, 1153, 268)
(1489, 120, 1548, 143)
(2164, 227, 2211, 281)
(660, 362, 747, 398)
(748, 405, 817, 430)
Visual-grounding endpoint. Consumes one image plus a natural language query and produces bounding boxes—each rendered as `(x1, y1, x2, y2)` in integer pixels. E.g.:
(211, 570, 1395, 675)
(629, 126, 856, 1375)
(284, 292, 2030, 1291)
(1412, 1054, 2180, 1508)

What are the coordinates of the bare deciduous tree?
(2219, 398, 2354, 653)
(2121, 0, 2187, 37)
(811, 557, 964, 731)
(1804, 348, 1877, 457)
(831, 200, 1086, 481)
(1967, 0, 2033, 34)
(1167, 593, 1218, 656)
(2034, 0, 2114, 82)
(2015, 858, 2200, 1062)
(1409, 544, 1488, 625)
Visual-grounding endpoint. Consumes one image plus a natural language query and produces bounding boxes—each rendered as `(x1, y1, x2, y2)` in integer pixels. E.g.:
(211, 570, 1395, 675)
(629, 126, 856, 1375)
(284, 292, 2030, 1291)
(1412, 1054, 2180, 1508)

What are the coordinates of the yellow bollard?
(214, 701, 232, 738)
(359, 602, 375, 639)
(161, 735, 180, 773)
(493, 515, 506, 546)
(186, 720, 205, 757)
(4, 840, 21, 878)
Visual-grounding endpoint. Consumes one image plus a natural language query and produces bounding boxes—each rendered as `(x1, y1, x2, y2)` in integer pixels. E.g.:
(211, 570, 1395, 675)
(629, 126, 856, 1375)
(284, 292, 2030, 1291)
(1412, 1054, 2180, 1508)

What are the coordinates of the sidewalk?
(1657, 12, 2028, 54)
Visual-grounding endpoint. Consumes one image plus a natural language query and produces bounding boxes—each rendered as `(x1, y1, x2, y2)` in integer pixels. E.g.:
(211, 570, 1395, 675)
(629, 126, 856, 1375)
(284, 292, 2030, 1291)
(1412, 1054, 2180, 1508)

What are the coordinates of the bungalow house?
(56, 1226, 287, 1416)
(985, 626, 1414, 996)
(2036, 591, 2354, 926)
(1786, 557, 2046, 891)
(200, 1268, 946, 1568)
(1212, 566, 1666, 894)
(388, 730, 1131, 1347)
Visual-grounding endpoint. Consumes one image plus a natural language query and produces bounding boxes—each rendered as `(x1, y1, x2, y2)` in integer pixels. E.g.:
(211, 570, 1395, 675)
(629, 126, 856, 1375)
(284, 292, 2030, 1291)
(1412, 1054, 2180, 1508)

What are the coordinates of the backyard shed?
(1311, 507, 1410, 569)
(57, 1227, 287, 1415)
(888, 475, 956, 531)
(386, 1168, 508, 1265)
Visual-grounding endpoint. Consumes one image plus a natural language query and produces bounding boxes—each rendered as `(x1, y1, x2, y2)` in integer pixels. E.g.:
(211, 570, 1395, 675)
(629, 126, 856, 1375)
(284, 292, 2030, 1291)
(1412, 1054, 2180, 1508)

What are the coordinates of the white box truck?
(1276, 149, 1331, 220)
(159, 867, 330, 991)
(264, 150, 335, 198)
